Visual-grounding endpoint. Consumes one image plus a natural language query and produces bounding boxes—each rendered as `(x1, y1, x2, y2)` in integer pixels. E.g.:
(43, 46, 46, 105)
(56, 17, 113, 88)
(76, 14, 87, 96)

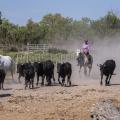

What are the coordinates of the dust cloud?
(58, 36, 120, 85)
(91, 37, 120, 80)
(5, 37, 120, 85)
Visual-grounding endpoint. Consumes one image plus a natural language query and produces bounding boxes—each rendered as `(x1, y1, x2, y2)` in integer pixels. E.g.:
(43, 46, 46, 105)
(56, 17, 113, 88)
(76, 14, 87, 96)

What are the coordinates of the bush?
(9, 46, 18, 52)
(48, 48, 68, 54)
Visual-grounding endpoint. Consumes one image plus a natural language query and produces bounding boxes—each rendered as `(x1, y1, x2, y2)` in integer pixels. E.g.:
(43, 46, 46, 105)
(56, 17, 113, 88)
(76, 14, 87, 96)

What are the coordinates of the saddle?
(83, 53, 92, 64)
(77, 52, 92, 65)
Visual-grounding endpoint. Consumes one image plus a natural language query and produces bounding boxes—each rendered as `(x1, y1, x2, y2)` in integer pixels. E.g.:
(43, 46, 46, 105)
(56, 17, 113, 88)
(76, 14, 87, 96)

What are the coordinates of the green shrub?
(9, 46, 18, 52)
(48, 48, 68, 54)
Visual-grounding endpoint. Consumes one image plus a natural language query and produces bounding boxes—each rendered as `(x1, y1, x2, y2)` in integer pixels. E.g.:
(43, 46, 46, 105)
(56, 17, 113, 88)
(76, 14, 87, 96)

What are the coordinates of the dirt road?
(0, 61, 120, 120)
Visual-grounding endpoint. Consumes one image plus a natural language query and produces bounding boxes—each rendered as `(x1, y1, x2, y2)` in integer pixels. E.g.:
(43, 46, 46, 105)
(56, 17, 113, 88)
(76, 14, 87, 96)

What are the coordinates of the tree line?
(0, 11, 120, 50)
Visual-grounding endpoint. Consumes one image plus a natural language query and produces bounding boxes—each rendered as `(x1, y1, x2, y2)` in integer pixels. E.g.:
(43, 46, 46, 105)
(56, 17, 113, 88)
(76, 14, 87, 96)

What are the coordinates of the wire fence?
(0, 43, 77, 64)
(27, 43, 49, 52)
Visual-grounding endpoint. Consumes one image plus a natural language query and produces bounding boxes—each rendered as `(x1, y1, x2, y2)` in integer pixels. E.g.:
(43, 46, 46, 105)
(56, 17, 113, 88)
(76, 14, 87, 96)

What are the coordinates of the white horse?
(0, 55, 16, 80)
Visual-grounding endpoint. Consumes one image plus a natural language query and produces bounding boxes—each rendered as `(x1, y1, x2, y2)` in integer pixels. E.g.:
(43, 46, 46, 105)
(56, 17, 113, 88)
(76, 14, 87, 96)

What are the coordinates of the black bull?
(77, 52, 93, 76)
(34, 60, 55, 86)
(57, 62, 72, 86)
(98, 59, 116, 86)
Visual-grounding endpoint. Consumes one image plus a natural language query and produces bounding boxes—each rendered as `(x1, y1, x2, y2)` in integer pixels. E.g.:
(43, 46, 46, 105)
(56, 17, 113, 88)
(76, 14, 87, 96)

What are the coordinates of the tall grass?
(1, 51, 76, 64)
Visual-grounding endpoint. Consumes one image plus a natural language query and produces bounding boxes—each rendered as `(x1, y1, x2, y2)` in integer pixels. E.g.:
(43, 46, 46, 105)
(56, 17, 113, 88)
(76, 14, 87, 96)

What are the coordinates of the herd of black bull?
(0, 59, 116, 90)
(17, 60, 72, 89)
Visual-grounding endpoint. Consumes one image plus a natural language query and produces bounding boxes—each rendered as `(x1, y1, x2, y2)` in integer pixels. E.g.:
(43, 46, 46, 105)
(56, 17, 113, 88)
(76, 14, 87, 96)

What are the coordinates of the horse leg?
(88, 68, 91, 76)
(88, 66, 92, 76)
(79, 65, 82, 73)
(84, 66, 87, 76)
(77, 59, 80, 66)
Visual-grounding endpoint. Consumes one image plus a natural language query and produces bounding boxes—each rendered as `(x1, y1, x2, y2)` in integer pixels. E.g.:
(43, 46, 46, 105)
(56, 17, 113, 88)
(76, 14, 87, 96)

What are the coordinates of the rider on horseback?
(81, 40, 91, 64)
(77, 40, 93, 75)
(82, 40, 90, 55)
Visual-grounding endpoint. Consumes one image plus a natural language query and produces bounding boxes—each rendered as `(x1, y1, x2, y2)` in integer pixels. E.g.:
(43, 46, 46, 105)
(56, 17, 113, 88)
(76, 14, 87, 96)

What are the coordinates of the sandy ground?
(0, 61, 120, 120)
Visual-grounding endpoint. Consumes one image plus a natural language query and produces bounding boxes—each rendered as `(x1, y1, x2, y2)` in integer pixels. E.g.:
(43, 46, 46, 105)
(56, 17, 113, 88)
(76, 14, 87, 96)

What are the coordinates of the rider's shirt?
(82, 43, 90, 54)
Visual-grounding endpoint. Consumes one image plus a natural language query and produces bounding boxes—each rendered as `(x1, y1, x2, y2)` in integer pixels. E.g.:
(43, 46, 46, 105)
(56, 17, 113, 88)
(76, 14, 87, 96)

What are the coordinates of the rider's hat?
(85, 39, 88, 42)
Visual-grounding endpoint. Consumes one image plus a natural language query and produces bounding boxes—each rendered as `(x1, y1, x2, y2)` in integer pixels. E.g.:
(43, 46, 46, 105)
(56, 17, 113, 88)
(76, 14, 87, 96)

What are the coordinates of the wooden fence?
(0, 44, 77, 64)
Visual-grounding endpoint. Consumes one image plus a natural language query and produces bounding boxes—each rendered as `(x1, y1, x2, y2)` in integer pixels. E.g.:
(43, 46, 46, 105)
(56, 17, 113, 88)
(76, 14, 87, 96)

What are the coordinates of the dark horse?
(77, 52, 93, 76)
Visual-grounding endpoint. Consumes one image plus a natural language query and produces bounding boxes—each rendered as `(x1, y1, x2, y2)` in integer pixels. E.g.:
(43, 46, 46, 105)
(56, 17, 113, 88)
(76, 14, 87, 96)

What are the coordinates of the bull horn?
(97, 64, 100, 67)
(97, 64, 102, 67)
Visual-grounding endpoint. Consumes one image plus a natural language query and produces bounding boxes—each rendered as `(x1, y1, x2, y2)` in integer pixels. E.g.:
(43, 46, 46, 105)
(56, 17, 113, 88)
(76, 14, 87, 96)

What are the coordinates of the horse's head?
(97, 64, 104, 71)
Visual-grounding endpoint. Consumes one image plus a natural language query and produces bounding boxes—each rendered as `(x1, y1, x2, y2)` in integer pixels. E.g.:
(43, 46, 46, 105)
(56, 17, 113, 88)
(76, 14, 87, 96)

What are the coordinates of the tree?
(91, 11, 120, 37)
(39, 13, 73, 42)
(0, 11, 2, 25)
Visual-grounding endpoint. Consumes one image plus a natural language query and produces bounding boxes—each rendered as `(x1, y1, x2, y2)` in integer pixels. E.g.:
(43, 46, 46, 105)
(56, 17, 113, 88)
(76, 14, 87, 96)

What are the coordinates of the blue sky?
(0, 0, 120, 25)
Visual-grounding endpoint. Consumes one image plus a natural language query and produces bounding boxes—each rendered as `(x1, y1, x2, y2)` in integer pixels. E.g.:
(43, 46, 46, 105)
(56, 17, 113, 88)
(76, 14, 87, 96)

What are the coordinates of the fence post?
(27, 42, 29, 52)
(40, 53, 42, 61)
(50, 54, 52, 61)
(20, 54, 22, 63)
